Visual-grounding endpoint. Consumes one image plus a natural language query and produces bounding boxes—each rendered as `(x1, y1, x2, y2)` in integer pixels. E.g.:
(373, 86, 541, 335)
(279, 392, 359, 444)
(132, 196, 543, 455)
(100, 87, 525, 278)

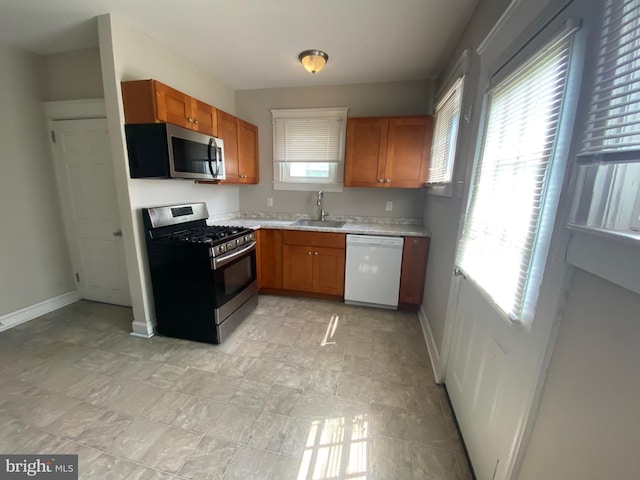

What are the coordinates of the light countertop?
(209, 214, 430, 237)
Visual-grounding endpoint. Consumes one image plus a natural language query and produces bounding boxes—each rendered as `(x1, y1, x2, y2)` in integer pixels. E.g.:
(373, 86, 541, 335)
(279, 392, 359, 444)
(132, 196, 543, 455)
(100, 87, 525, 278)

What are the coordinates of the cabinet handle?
(314, 252, 318, 255)
(378, 178, 384, 183)
(385, 179, 391, 183)
(308, 251, 312, 255)
(194, 119, 199, 124)
(188, 117, 194, 122)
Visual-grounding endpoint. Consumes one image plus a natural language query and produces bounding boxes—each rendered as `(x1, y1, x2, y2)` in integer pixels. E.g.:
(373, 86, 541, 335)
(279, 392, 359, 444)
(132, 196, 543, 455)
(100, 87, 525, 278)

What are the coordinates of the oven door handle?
(211, 241, 256, 270)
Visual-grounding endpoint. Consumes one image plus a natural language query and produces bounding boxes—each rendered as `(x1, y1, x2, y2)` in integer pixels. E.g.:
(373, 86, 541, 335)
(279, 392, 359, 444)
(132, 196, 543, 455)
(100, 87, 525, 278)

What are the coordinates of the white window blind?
(273, 117, 343, 163)
(456, 32, 573, 324)
(427, 76, 464, 185)
(578, 0, 640, 164)
(271, 108, 348, 191)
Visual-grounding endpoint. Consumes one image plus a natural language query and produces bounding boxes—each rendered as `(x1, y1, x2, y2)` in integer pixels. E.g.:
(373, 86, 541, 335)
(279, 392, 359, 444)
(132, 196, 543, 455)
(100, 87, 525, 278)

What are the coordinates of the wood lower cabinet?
(399, 236, 430, 310)
(345, 116, 433, 188)
(282, 231, 346, 298)
(257, 229, 282, 290)
(121, 79, 218, 136)
(257, 228, 429, 308)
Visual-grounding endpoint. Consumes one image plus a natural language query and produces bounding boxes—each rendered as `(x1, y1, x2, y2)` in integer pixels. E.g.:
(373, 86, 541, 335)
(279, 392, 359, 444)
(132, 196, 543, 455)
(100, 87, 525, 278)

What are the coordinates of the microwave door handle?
(207, 139, 216, 177)
(216, 145, 222, 177)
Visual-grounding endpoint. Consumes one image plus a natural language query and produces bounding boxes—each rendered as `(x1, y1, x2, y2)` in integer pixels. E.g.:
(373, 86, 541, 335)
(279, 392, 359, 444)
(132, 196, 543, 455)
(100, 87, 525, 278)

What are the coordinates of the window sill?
(565, 223, 640, 296)
(273, 182, 344, 193)
(425, 181, 465, 198)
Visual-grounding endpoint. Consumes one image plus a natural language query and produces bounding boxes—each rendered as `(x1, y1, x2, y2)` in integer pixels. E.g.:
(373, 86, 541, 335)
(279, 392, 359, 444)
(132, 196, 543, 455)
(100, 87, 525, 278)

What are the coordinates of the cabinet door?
(154, 82, 193, 129)
(217, 110, 240, 182)
(192, 100, 218, 136)
(257, 229, 282, 290)
(237, 119, 259, 184)
(399, 236, 430, 308)
(385, 116, 433, 188)
(121, 80, 157, 124)
(344, 118, 389, 187)
(312, 247, 345, 296)
(282, 244, 313, 292)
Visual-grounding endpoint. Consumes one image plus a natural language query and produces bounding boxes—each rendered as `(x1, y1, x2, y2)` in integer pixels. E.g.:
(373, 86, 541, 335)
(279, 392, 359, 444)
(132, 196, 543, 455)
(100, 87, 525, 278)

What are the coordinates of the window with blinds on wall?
(427, 76, 465, 186)
(456, 27, 575, 324)
(271, 107, 348, 192)
(570, 0, 640, 237)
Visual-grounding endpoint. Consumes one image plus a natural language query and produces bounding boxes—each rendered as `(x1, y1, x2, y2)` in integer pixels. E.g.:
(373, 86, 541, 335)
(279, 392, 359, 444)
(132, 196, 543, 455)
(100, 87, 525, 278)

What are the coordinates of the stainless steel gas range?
(142, 202, 257, 344)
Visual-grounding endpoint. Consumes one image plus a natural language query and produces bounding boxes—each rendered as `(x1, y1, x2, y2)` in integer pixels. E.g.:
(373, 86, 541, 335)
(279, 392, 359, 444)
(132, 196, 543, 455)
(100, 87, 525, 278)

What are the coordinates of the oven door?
(211, 241, 257, 309)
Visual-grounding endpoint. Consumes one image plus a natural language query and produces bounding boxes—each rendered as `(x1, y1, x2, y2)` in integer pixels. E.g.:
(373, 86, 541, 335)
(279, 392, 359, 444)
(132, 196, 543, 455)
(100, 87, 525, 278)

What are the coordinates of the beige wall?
(0, 42, 74, 315)
(235, 81, 435, 219)
(42, 47, 104, 101)
(518, 269, 640, 479)
(98, 14, 239, 334)
(422, 0, 511, 348)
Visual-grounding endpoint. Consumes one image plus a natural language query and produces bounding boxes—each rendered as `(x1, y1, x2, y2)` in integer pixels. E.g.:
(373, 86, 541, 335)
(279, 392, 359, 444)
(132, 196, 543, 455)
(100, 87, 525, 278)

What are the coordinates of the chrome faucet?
(317, 191, 326, 221)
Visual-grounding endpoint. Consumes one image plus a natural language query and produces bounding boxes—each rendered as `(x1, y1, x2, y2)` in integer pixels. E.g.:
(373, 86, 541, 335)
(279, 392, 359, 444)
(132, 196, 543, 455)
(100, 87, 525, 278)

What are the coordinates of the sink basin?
(292, 219, 345, 228)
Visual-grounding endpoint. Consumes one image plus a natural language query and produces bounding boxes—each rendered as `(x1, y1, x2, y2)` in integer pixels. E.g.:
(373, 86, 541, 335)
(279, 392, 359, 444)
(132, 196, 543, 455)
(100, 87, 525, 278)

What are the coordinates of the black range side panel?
(146, 243, 218, 344)
(125, 123, 170, 178)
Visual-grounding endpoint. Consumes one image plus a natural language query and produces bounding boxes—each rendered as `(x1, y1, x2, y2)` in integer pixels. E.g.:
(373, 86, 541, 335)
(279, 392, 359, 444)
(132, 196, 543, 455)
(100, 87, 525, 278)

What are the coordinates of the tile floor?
(0, 296, 472, 480)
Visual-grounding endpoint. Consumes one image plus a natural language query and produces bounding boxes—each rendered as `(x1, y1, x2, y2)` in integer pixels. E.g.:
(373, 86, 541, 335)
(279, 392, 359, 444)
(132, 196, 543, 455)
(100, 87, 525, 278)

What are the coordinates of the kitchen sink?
(292, 219, 345, 228)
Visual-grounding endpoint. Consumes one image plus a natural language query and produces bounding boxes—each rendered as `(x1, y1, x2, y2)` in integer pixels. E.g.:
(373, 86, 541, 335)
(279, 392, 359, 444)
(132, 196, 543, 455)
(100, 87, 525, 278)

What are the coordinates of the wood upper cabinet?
(217, 111, 260, 185)
(344, 116, 433, 188)
(237, 119, 259, 184)
(282, 231, 345, 297)
(399, 236, 430, 310)
(121, 79, 218, 136)
(257, 229, 282, 290)
(217, 110, 239, 181)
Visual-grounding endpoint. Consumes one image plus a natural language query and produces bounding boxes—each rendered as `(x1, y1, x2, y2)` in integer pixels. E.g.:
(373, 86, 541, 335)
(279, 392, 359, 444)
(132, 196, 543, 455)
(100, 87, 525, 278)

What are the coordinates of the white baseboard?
(418, 305, 443, 384)
(130, 318, 155, 338)
(0, 291, 80, 332)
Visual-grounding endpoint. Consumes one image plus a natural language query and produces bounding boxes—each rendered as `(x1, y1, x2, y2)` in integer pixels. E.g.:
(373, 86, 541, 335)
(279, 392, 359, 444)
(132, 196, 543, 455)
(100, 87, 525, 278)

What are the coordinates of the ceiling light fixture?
(299, 50, 329, 74)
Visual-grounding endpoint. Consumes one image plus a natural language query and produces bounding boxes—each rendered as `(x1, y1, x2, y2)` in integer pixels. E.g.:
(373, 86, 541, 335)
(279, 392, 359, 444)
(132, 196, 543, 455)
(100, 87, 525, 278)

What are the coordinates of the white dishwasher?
(344, 235, 404, 309)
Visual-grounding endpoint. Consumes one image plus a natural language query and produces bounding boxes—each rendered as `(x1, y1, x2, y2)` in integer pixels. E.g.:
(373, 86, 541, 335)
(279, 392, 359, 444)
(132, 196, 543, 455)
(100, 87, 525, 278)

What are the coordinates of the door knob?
(113, 230, 123, 237)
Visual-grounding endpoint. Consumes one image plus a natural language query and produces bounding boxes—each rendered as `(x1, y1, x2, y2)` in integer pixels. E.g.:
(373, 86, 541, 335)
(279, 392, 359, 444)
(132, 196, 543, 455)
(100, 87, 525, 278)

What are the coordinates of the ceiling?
(0, 0, 479, 90)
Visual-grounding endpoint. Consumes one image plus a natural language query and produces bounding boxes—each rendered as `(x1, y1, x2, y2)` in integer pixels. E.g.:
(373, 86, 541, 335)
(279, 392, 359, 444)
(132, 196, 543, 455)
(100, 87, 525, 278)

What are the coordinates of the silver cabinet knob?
(378, 179, 384, 183)
(194, 119, 199, 124)
(188, 117, 194, 122)
(113, 230, 123, 237)
(314, 252, 318, 255)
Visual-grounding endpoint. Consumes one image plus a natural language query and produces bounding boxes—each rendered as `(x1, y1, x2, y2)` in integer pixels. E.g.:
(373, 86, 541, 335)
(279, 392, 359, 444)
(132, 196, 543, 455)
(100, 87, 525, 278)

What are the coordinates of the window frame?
(456, 20, 580, 326)
(427, 50, 472, 198)
(271, 107, 348, 192)
(563, 0, 640, 296)
(427, 76, 465, 189)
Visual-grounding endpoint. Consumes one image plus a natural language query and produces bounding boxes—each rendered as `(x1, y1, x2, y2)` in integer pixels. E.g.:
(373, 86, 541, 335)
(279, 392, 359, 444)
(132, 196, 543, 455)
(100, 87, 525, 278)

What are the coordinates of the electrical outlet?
(385, 201, 393, 212)
(266, 197, 274, 207)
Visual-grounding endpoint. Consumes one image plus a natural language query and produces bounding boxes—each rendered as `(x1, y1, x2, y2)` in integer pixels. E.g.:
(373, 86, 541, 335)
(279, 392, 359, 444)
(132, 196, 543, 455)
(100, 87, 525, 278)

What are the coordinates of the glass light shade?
(299, 50, 328, 74)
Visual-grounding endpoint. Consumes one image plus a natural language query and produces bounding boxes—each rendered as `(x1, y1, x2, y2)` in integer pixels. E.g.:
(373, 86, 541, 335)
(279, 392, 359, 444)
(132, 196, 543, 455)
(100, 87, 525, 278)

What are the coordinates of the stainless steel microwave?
(125, 123, 225, 180)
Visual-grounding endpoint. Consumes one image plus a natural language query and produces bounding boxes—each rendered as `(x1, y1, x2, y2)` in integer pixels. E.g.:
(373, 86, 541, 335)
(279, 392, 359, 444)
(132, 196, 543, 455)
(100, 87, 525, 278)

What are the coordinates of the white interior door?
(51, 118, 131, 306)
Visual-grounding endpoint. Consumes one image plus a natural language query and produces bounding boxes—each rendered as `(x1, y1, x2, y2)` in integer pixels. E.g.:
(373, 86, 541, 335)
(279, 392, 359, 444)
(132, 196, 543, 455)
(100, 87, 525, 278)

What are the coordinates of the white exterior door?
(446, 277, 530, 479)
(443, 4, 583, 479)
(51, 118, 131, 306)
